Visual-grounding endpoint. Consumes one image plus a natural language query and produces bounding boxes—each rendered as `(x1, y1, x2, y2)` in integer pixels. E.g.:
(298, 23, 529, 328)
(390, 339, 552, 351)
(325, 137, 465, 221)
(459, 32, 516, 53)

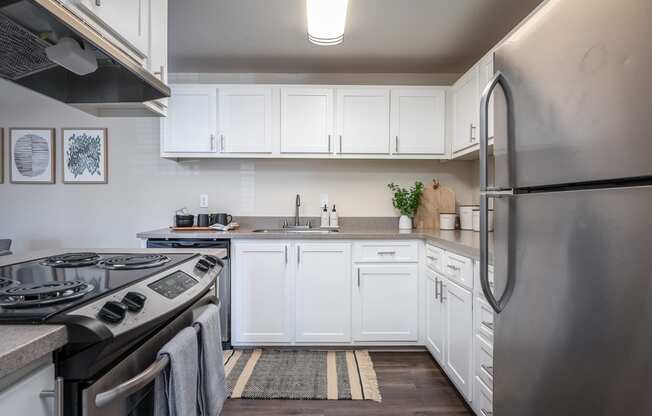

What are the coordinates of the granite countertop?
(137, 217, 492, 259)
(0, 325, 67, 379)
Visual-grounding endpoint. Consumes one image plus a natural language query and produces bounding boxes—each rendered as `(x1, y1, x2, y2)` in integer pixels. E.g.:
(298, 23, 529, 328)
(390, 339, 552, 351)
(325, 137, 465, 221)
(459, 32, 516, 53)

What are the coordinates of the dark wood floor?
(221, 351, 473, 416)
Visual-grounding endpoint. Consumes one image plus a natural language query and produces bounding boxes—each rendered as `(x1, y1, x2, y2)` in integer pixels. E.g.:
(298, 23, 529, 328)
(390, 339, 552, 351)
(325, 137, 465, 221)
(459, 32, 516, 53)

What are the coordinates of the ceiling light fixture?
(306, 0, 349, 46)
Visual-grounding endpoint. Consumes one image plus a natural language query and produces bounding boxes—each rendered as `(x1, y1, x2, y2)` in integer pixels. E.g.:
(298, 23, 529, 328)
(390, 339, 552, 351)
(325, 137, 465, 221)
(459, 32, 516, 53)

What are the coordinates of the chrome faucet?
(282, 194, 311, 229)
(294, 194, 301, 226)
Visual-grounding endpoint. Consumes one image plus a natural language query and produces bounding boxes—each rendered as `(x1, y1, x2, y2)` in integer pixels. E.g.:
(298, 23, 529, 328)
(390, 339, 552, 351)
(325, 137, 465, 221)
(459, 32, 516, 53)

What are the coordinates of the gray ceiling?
(169, 0, 543, 74)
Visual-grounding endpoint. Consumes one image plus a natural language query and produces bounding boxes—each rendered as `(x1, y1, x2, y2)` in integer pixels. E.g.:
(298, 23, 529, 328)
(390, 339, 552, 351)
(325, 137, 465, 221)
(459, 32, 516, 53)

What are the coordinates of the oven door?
(81, 293, 217, 416)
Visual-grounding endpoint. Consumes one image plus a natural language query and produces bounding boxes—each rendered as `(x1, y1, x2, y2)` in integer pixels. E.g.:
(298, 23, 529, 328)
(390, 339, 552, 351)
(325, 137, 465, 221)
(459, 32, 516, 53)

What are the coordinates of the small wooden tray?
(170, 226, 240, 231)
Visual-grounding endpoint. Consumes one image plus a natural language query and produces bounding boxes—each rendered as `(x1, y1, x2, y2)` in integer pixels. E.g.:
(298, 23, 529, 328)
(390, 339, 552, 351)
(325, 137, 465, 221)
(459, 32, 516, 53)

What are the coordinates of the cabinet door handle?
(481, 364, 494, 377)
(220, 134, 225, 152)
(377, 251, 396, 255)
(447, 264, 460, 272)
(210, 134, 215, 152)
(470, 124, 477, 141)
(481, 321, 494, 330)
(395, 136, 399, 153)
(40, 377, 64, 416)
(285, 246, 288, 264)
(434, 277, 439, 300)
(153, 65, 165, 82)
(439, 281, 446, 304)
(357, 268, 361, 288)
(297, 245, 300, 265)
(339, 135, 343, 154)
(328, 135, 331, 153)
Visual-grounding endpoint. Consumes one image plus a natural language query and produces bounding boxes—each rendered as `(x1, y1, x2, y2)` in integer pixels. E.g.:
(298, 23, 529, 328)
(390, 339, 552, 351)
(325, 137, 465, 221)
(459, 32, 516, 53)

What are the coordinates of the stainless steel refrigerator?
(478, 0, 652, 414)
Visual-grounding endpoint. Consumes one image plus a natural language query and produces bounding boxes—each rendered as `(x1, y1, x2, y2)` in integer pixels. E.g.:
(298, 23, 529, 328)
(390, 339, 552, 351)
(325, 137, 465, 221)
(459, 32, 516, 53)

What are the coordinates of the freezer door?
(493, 0, 652, 189)
(493, 185, 652, 416)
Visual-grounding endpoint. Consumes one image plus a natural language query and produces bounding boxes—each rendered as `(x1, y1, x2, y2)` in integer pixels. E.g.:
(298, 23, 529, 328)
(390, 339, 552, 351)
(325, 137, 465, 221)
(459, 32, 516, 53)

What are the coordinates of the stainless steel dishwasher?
(146, 238, 231, 348)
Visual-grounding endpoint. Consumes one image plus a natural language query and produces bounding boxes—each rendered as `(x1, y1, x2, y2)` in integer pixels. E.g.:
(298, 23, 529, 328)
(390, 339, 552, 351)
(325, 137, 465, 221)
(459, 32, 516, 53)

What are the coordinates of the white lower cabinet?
(295, 243, 351, 343)
(442, 278, 473, 400)
(425, 269, 445, 363)
(0, 362, 55, 416)
(352, 264, 418, 342)
(232, 242, 293, 343)
(474, 376, 493, 416)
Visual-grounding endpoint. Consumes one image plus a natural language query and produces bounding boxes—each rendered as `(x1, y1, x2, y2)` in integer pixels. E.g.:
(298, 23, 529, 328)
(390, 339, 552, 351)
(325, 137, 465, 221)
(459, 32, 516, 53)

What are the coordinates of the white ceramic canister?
(439, 213, 457, 230)
(459, 205, 478, 230)
(472, 209, 494, 232)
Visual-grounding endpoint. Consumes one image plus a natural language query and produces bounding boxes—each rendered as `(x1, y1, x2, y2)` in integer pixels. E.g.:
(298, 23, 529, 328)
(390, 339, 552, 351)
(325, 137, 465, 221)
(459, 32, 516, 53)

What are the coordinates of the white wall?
(0, 79, 477, 254)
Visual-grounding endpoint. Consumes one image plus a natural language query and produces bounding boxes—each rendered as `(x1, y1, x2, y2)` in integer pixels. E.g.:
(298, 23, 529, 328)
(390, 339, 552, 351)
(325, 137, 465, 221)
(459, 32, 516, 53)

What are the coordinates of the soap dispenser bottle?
(321, 204, 329, 228)
(329, 205, 339, 228)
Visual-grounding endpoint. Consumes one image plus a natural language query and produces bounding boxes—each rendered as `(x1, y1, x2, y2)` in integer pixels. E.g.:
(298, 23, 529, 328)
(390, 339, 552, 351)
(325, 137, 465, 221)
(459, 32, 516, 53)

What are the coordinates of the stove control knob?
(195, 259, 211, 272)
(122, 291, 147, 312)
(203, 255, 219, 267)
(98, 301, 128, 324)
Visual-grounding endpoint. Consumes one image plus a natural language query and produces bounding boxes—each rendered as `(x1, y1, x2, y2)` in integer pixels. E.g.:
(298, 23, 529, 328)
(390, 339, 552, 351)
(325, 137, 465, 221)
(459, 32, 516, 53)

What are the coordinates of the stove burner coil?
(96, 254, 171, 270)
(41, 252, 101, 268)
(0, 280, 95, 308)
(0, 277, 18, 290)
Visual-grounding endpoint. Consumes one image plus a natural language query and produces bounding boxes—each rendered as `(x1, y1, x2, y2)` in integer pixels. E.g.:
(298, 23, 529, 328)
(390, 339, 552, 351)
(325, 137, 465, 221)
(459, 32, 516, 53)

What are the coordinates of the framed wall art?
(9, 128, 56, 184)
(62, 128, 108, 184)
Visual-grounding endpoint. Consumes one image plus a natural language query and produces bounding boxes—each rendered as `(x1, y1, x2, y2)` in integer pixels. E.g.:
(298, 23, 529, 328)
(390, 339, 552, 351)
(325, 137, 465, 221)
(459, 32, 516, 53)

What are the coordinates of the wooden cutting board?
(170, 225, 240, 231)
(414, 179, 456, 230)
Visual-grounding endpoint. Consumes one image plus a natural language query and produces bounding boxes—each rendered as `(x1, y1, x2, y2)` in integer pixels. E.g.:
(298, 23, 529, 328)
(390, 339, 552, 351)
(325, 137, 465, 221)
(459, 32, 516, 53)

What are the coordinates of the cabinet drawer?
(475, 335, 494, 389)
(444, 251, 473, 289)
(425, 244, 445, 274)
(475, 299, 494, 344)
(474, 376, 493, 416)
(353, 241, 418, 263)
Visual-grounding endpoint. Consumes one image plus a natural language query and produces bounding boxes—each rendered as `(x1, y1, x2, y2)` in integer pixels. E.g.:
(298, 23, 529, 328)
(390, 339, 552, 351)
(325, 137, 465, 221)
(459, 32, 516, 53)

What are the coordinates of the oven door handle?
(95, 354, 171, 408)
(95, 295, 218, 408)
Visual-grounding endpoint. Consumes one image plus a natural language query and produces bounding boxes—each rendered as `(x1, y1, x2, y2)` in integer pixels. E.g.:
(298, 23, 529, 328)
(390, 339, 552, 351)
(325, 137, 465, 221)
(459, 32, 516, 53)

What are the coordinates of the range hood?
(0, 0, 170, 112)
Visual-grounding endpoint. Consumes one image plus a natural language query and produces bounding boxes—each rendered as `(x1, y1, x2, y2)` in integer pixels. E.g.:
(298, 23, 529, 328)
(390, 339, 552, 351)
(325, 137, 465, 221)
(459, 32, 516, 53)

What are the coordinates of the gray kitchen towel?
(154, 327, 199, 416)
(194, 303, 227, 416)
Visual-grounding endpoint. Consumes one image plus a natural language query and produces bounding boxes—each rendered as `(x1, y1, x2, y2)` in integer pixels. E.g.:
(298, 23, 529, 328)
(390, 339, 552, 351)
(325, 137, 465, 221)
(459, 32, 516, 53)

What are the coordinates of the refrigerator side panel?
(493, 186, 652, 416)
(493, 0, 652, 189)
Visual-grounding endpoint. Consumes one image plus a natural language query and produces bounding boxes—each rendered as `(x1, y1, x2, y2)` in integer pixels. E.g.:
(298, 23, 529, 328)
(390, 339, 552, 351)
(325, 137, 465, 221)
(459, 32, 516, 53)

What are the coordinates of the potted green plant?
(387, 181, 424, 230)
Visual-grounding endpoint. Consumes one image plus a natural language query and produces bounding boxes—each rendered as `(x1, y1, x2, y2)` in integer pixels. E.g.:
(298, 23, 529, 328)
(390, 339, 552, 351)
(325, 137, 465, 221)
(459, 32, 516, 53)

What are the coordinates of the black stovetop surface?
(0, 252, 197, 322)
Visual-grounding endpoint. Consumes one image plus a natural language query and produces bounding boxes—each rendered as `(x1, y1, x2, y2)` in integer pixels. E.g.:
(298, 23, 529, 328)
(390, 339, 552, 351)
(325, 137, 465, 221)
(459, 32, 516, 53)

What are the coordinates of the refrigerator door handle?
(480, 71, 516, 314)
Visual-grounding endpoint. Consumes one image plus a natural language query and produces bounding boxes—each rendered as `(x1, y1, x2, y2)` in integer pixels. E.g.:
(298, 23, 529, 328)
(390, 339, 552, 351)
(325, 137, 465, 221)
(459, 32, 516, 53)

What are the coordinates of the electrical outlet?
(199, 194, 209, 208)
(319, 194, 329, 209)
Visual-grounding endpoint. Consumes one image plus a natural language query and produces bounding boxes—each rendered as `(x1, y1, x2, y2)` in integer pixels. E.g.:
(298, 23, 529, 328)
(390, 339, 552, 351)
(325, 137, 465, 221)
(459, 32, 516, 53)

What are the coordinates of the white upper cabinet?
(162, 85, 217, 154)
(479, 55, 495, 139)
(295, 243, 351, 343)
(390, 88, 446, 155)
(147, 0, 168, 110)
(352, 264, 419, 342)
(281, 87, 334, 154)
(218, 87, 274, 154)
(452, 65, 481, 153)
(75, 0, 150, 58)
(161, 84, 450, 159)
(148, 0, 168, 84)
(336, 88, 390, 155)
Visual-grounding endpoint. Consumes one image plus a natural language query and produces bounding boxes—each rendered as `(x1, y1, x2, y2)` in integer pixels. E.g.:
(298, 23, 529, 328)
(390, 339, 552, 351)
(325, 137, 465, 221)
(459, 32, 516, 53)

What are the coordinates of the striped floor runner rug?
(222, 349, 381, 402)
